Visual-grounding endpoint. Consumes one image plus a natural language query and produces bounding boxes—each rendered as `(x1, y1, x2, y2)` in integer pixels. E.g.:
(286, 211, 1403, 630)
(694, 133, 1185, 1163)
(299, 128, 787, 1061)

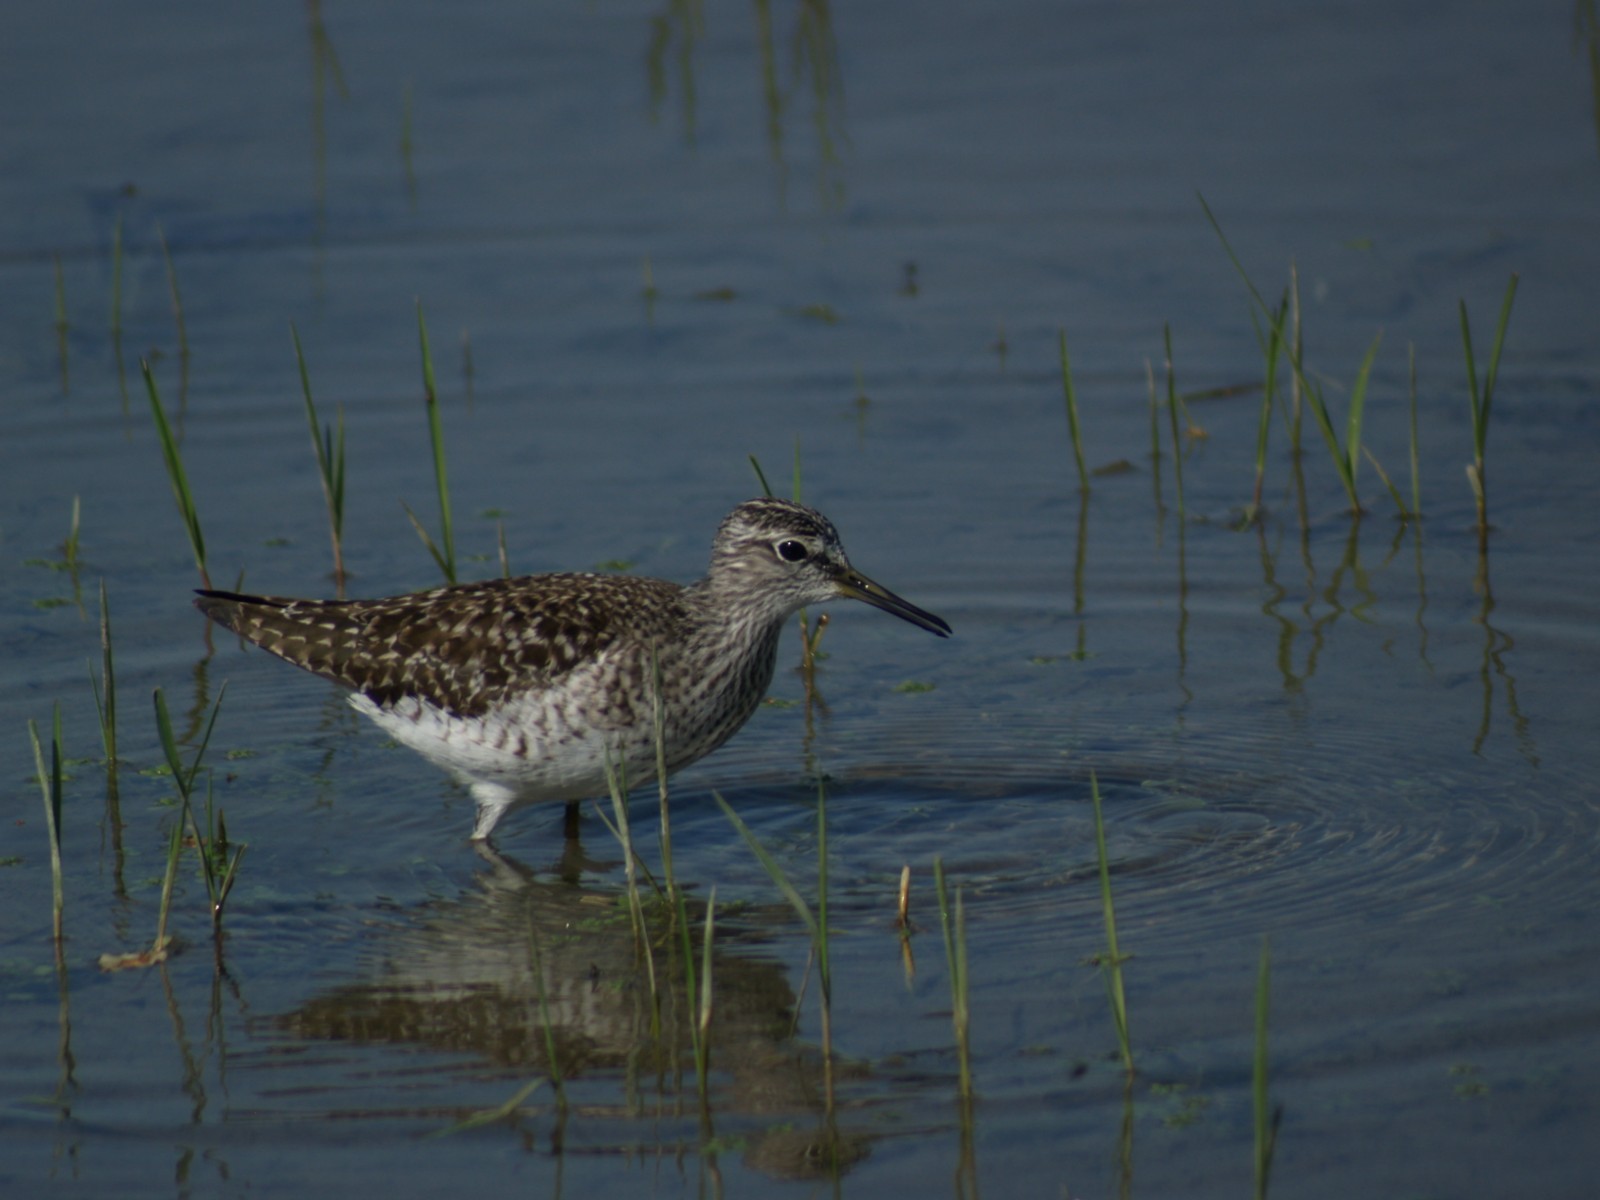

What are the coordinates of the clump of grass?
(1460, 274, 1520, 549)
(291, 323, 347, 587)
(1088, 770, 1133, 1077)
(28, 704, 67, 948)
(153, 684, 242, 935)
(933, 858, 974, 1099)
(1059, 330, 1090, 494)
(1305, 332, 1381, 516)
(1253, 935, 1281, 1200)
(403, 301, 457, 583)
(1201, 195, 1383, 516)
(143, 361, 211, 589)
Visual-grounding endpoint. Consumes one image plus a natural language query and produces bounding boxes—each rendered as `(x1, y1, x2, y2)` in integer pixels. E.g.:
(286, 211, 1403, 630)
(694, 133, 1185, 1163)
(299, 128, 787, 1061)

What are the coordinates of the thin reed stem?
(1461, 273, 1520, 548)
(933, 857, 973, 1099)
(1090, 770, 1133, 1077)
(89, 580, 118, 775)
(1163, 326, 1185, 517)
(713, 789, 832, 1105)
(409, 300, 456, 582)
(1059, 330, 1090, 494)
(157, 224, 190, 384)
(291, 323, 347, 586)
(153, 684, 239, 931)
(1253, 936, 1279, 1200)
(28, 706, 66, 946)
(143, 362, 211, 589)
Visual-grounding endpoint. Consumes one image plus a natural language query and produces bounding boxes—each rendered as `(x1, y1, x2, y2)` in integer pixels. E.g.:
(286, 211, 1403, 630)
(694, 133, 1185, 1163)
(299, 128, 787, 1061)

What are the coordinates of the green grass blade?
(1163, 325, 1185, 516)
(1253, 935, 1277, 1200)
(1059, 330, 1090, 494)
(157, 224, 189, 373)
(143, 361, 210, 589)
(63, 495, 81, 573)
(416, 300, 455, 583)
(401, 503, 452, 582)
(748, 454, 775, 498)
(694, 885, 717, 1100)
(1361, 447, 1408, 517)
(1343, 332, 1383, 488)
(1090, 771, 1133, 1076)
(92, 579, 117, 770)
(291, 322, 347, 582)
(29, 709, 66, 944)
(427, 1077, 545, 1138)
(152, 810, 184, 954)
(1479, 273, 1520, 429)
(1459, 298, 1483, 450)
(153, 683, 230, 916)
(601, 757, 655, 976)
(1203, 197, 1379, 510)
(712, 791, 817, 939)
(933, 858, 973, 1099)
(814, 777, 830, 1002)
(1198, 192, 1272, 314)
(1246, 295, 1288, 519)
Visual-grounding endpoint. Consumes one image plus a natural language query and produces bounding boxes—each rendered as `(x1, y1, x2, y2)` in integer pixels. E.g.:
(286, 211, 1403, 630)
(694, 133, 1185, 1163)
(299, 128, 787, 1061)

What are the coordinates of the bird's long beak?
(836, 569, 952, 637)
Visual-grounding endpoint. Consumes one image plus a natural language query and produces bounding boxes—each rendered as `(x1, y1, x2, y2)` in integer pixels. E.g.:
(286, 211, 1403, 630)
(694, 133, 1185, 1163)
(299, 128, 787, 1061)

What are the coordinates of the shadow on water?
(265, 844, 871, 1182)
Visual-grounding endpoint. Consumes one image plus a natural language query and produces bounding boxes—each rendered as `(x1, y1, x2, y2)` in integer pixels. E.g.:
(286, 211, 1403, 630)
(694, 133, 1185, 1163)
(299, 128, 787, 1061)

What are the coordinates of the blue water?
(4, 2, 1600, 1197)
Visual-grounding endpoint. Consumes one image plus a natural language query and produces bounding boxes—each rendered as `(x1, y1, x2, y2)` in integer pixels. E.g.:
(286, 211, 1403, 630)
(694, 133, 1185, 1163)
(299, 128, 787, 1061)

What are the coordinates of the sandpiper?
(195, 497, 951, 841)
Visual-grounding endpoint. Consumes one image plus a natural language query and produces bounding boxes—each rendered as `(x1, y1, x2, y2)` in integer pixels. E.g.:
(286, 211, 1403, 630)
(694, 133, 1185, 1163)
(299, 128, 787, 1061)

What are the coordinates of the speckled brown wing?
(195, 574, 687, 719)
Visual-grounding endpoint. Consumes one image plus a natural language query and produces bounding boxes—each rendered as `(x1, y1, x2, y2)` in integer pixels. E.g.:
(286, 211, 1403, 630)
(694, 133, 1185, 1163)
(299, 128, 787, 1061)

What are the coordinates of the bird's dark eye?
(776, 539, 809, 563)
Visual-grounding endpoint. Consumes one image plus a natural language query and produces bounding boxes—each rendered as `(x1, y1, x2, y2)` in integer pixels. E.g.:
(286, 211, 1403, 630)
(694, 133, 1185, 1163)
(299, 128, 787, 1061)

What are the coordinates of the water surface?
(4, 2, 1599, 1197)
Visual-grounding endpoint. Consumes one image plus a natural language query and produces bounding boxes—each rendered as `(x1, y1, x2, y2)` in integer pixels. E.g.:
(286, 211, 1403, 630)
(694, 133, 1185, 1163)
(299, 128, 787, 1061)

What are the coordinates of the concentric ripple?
(687, 696, 1599, 947)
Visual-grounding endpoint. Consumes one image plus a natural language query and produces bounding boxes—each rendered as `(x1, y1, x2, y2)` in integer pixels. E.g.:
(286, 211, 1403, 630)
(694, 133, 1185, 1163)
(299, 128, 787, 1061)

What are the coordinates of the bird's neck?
(681, 575, 794, 660)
